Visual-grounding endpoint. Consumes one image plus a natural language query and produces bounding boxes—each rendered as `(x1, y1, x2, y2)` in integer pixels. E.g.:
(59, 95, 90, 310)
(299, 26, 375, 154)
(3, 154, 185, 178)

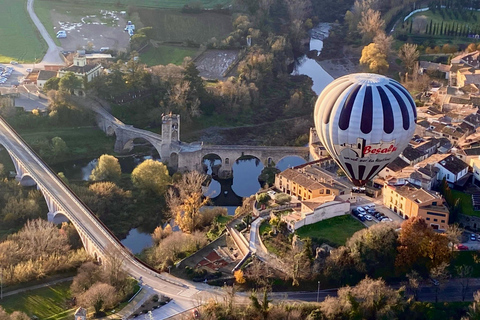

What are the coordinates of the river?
(58, 24, 334, 254)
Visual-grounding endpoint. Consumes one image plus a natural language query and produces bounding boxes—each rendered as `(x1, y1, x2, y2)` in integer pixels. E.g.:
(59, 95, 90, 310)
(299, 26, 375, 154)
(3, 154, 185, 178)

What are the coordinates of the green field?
(408, 9, 480, 25)
(0, 282, 74, 320)
(0, 0, 47, 63)
(140, 45, 198, 66)
(451, 190, 480, 218)
(296, 215, 365, 246)
(136, 8, 232, 43)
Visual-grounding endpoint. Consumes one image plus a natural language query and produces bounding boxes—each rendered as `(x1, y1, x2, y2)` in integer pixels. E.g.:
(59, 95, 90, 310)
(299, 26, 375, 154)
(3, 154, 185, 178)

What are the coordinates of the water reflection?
(276, 156, 306, 171)
(120, 228, 152, 254)
(232, 158, 263, 198)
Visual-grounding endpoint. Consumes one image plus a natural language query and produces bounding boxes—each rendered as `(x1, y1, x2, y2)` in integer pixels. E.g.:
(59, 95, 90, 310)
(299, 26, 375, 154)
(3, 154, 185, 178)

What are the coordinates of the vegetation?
(295, 215, 364, 247)
(0, 282, 74, 320)
(90, 154, 122, 182)
(0, 0, 47, 62)
(37, 0, 232, 9)
(451, 189, 480, 217)
(131, 159, 171, 195)
(140, 45, 198, 66)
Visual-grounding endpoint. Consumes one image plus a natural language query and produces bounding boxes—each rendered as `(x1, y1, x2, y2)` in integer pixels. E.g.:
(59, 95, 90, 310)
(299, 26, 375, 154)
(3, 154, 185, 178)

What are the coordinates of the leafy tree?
(90, 154, 122, 182)
(78, 282, 118, 315)
(59, 72, 82, 93)
(398, 43, 420, 73)
(466, 291, 480, 320)
(234, 269, 246, 284)
(358, 9, 385, 43)
(320, 277, 405, 319)
(167, 171, 210, 233)
(131, 159, 170, 195)
(360, 43, 389, 73)
(396, 217, 451, 275)
(406, 270, 422, 301)
(51, 136, 68, 157)
(43, 77, 60, 91)
(256, 193, 271, 207)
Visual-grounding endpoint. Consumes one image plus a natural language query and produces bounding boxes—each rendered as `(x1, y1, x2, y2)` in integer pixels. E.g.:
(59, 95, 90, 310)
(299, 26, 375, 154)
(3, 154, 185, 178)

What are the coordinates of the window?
(225, 158, 229, 165)
(432, 201, 437, 206)
(441, 220, 445, 223)
(426, 217, 430, 220)
(434, 219, 438, 222)
(320, 189, 324, 194)
(326, 189, 331, 194)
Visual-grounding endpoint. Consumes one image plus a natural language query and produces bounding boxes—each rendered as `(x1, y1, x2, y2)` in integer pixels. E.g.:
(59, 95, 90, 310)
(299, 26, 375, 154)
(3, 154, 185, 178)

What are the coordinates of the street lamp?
(317, 280, 321, 303)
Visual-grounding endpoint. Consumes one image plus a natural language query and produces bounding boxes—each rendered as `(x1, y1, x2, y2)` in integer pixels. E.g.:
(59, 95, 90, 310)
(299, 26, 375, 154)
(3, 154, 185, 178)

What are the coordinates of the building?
(309, 128, 329, 160)
(37, 70, 57, 89)
(434, 154, 470, 186)
(282, 196, 350, 231)
(383, 183, 449, 231)
(275, 162, 349, 201)
(58, 52, 102, 91)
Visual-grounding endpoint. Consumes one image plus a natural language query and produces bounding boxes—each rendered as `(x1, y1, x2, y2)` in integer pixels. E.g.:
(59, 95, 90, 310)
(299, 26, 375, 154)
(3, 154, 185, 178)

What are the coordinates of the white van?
(56, 30, 67, 38)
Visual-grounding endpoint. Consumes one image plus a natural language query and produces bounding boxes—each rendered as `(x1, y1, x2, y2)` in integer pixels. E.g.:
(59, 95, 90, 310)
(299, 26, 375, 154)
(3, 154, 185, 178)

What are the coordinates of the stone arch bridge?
(78, 97, 311, 175)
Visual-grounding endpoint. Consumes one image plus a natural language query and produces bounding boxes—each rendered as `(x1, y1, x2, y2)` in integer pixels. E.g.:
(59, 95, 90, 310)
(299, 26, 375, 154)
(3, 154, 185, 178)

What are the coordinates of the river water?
(59, 24, 334, 254)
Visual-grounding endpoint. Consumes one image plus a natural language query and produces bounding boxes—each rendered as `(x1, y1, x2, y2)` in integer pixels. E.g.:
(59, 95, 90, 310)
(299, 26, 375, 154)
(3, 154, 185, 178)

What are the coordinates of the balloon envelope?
(314, 73, 416, 186)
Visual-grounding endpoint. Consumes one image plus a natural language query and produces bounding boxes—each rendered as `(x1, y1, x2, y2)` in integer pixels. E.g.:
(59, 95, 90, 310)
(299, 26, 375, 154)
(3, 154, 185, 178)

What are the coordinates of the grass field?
(0, 282, 74, 320)
(0, 0, 47, 63)
(16, 126, 116, 164)
(451, 251, 480, 277)
(451, 190, 480, 218)
(136, 8, 232, 43)
(140, 45, 198, 66)
(296, 215, 365, 246)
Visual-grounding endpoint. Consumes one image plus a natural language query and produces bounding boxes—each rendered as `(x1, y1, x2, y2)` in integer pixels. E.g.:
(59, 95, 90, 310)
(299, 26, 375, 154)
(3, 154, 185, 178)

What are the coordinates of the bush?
(275, 193, 291, 205)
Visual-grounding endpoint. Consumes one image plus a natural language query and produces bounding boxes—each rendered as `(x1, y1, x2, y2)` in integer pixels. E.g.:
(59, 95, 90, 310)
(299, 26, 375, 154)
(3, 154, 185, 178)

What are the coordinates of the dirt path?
(26, 0, 65, 65)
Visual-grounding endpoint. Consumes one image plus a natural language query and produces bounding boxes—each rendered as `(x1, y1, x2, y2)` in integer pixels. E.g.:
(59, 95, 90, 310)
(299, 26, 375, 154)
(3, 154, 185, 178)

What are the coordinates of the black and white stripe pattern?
(314, 73, 416, 185)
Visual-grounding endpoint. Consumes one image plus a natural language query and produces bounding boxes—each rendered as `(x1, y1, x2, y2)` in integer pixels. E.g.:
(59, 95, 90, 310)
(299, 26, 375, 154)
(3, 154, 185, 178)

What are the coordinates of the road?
(0, 116, 222, 317)
(26, 0, 64, 65)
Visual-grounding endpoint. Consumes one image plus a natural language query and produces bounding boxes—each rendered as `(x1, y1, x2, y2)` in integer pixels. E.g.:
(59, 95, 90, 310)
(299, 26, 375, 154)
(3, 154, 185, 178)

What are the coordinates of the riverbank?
(317, 57, 361, 79)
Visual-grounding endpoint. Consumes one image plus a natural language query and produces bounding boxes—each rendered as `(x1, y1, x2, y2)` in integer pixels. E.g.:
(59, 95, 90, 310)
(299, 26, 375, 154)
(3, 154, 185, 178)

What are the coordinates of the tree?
(466, 291, 480, 320)
(51, 136, 68, 157)
(59, 72, 82, 93)
(396, 217, 451, 275)
(256, 193, 271, 209)
(406, 270, 422, 301)
(373, 31, 393, 57)
(43, 77, 60, 91)
(249, 289, 271, 320)
(234, 269, 246, 284)
(360, 43, 389, 73)
(78, 282, 118, 315)
(320, 277, 405, 319)
(467, 43, 478, 53)
(131, 159, 171, 195)
(457, 265, 473, 302)
(167, 171, 210, 233)
(430, 261, 450, 303)
(358, 8, 385, 43)
(446, 224, 463, 252)
(90, 154, 122, 182)
(398, 43, 420, 73)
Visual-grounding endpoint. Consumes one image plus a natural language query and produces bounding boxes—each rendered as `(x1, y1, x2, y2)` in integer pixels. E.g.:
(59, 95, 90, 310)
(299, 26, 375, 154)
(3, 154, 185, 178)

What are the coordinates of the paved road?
(26, 0, 64, 65)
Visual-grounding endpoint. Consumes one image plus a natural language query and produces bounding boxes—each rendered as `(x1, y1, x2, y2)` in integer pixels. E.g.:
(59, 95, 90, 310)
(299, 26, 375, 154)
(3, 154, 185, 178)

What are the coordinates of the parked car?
(357, 207, 366, 214)
(456, 244, 469, 251)
(10, 61, 18, 65)
(364, 214, 373, 221)
(471, 234, 477, 241)
(430, 278, 439, 286)
(25, 68, 32, 73)
(351, 209, 359, 216)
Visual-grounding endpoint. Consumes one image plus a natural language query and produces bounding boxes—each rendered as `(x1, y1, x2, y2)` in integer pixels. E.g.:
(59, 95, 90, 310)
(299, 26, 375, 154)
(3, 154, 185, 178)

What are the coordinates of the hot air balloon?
(314, 73, 416, 186)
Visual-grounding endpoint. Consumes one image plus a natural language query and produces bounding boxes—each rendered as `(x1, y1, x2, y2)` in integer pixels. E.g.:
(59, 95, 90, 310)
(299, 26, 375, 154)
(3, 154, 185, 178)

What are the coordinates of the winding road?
(26, 0, 64, 65)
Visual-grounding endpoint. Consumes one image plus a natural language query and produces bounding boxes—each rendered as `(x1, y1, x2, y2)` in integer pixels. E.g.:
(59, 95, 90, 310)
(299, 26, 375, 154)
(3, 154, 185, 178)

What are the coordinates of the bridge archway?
(202, 154, 222, 177)
(50, 211, 70, 224)
(19, 174, 37, 187)
(120, 137, 160, 158)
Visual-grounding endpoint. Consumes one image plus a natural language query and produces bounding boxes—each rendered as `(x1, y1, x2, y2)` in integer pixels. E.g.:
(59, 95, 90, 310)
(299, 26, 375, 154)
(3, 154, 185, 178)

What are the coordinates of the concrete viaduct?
(79, 96, 311, 176)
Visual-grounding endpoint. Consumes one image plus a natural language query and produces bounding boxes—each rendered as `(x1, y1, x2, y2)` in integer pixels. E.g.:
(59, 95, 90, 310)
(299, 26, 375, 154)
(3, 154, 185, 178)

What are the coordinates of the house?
(385, 165, 438, 191)
(383, 183, 449, 231)
(419, 61, 450, 79)
(471, 158, 480, 186)
(37, 70, 57, 89)
(413, 137, 438, 157)
(434, 154, 470, 187)
(399, 145, 427, 165)
(377, 157, 409, 179)
(275, 162, 349, 201)
(58, 52, 102, 93)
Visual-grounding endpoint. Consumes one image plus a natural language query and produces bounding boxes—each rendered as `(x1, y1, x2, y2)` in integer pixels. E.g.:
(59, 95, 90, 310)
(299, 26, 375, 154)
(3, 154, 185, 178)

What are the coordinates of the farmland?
(140, 45, 198, 66)
(135, 8, 232, 43)
(0, 0, 47, 63)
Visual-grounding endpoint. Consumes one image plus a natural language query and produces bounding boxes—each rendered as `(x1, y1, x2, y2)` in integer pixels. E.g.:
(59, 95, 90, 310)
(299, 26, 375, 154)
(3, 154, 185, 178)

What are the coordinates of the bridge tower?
(161, 114, 180, 143)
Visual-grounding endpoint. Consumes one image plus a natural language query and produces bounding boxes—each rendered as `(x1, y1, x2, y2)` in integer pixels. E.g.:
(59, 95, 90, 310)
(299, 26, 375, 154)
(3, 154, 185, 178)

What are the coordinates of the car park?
(56, 30, 67, 38)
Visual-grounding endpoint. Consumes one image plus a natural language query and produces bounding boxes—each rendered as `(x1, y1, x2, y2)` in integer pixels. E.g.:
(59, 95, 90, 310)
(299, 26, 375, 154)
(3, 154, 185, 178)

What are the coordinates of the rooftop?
(391, 184, 441, 204)
(437, 154, 469, 174)
(37, 70, 57, 81)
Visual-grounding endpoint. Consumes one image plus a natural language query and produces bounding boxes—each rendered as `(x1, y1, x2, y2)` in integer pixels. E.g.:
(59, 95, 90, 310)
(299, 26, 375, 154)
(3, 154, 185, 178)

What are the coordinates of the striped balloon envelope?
(314, 73, 416, 186)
